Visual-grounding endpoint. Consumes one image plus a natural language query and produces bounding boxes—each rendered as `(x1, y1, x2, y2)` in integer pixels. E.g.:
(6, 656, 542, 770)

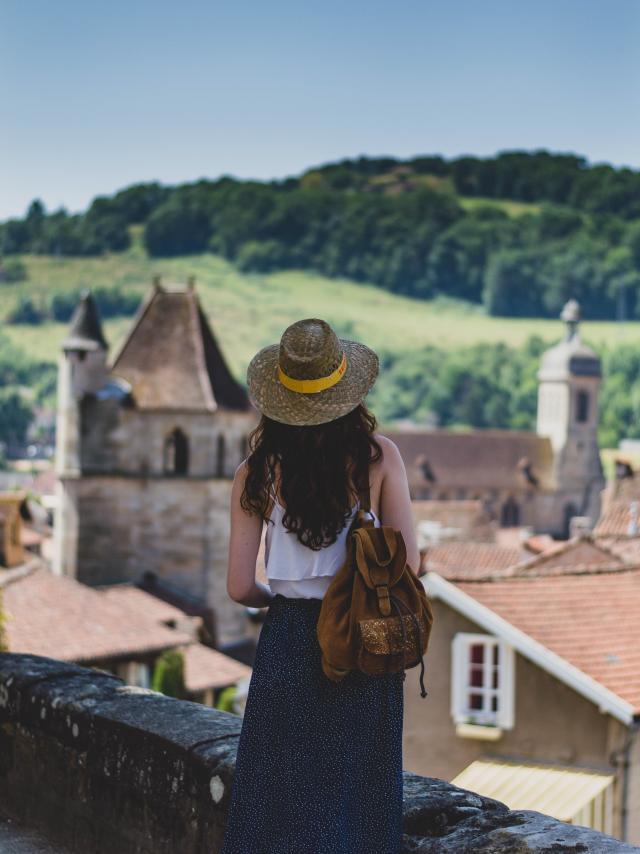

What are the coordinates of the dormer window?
(164, 428, 189, 475)
(451, 632, 514, 732)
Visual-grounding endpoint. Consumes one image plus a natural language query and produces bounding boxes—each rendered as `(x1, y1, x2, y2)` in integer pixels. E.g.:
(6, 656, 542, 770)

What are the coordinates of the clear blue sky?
(1, 0, 639, 220)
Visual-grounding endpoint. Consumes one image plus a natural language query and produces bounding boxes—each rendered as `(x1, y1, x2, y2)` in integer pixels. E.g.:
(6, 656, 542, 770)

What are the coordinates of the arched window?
(563, 503, 577, 539)
(216, 434, 226, 478)
(576, 390, 589, 423)
(500, 497, 520, 527)
(163, 428, 189, 475)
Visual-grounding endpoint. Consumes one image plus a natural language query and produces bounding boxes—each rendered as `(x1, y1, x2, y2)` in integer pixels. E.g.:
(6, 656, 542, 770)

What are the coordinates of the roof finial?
(561, 299, 580, 342)
(187, 276, 196, 291)
(152, 275, 163, 292)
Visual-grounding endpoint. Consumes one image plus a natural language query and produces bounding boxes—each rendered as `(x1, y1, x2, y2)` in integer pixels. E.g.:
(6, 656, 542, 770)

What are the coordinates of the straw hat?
(246, 318, 379, 426)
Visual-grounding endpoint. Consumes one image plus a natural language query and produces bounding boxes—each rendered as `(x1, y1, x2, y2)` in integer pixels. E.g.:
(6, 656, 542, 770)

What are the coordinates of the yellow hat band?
(278, 352, 347, 394)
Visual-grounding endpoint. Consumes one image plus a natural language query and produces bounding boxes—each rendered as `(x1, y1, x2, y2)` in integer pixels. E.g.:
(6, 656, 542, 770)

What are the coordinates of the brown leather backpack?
(316, 472, 434, 698)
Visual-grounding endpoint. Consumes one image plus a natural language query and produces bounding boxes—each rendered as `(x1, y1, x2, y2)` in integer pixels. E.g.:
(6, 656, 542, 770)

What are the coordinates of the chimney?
(569, 516, 592, 538)
(628, 501, 639, 536)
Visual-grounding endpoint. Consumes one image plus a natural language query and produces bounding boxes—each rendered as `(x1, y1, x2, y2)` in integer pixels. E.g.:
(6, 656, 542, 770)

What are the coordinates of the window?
(163, 427, 189, 475)
(500, 496, 520, 527)
(576, 389, 589, 423)
(451, 633, 514, 729)
(216, 434, 226, 477)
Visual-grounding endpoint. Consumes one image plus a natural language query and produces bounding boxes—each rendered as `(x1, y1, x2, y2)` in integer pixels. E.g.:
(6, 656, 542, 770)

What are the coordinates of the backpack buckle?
(375, 583, 391, 616)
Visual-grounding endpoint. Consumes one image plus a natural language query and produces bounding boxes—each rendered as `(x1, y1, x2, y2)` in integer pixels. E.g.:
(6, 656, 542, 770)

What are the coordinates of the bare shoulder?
(372, 433, 403, 469)
(231, 459, 250, 493)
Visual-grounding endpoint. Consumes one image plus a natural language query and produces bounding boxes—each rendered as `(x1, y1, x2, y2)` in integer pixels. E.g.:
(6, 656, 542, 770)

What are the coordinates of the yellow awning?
(451, 758, 614, 822)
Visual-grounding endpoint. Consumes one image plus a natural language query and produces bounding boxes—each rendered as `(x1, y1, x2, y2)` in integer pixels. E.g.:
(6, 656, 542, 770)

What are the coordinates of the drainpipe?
(610, 718, 640, 841)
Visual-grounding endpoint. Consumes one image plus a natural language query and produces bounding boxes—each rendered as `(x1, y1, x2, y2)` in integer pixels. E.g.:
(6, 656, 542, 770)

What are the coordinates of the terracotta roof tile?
(594, 501, 640, 537)
(596, 537, 640, 563)
(453, 566, 640, 711)
(424, 542, 523, 580)
(522, 534, 556, 555)
(495, 536, 628, 579)
(2, 566, 192, 662)
(182, 643, 252, 692)
(100, 584, 190, 622)
(385, 429, 555, 493)
(109, 284, 250, 411)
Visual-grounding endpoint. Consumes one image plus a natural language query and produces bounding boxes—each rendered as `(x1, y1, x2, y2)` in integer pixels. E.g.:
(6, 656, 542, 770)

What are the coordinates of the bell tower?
(536, 299, 604, 533)
(53, 291, 109, 573)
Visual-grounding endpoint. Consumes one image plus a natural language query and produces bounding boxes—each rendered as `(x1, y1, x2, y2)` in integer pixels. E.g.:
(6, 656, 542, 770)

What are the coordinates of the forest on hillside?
(2, 151, 640, 320)
(1, 327, 640, 459)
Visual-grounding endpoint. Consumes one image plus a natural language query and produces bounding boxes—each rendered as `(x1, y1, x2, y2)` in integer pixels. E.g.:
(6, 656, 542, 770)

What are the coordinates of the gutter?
(611, 717, 640, 842)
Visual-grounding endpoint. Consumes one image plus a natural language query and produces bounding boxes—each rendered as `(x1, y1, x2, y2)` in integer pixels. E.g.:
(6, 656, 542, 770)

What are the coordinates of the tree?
(482, 248, 546, 316)
(145, 200, 212, 256)
(151, 650, 187, 699)
(0, 388, 33, 446)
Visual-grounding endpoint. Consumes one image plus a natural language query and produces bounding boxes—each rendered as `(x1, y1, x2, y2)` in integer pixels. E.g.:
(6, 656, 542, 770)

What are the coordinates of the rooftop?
(0, 563, 250, 693)
(422, 542, 524, 580)
(386, 428, 555, 492)
(61, 291, 108, 352)
(452, 562, 640, 713)
(108, 281, 250, 412)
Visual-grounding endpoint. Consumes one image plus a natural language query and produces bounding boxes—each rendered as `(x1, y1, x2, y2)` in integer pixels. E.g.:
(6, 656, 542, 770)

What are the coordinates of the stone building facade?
(387, 299, 605, 538)
(53, 280, 258, 645)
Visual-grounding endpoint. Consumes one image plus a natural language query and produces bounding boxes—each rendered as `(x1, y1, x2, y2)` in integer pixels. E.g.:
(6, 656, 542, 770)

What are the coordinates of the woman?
(220, 318, 422, 854)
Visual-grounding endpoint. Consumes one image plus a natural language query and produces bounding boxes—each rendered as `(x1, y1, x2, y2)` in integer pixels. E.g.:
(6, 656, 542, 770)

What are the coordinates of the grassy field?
(1, 248, 637, 378)
(458, 196, 542, 217)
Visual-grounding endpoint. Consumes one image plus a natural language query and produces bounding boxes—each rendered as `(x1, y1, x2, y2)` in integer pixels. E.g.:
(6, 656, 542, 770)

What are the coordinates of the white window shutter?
(451, 633, 466, 723)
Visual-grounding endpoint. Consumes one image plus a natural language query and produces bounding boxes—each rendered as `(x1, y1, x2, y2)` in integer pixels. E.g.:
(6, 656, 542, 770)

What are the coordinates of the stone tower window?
(500, 496, 520, 527)
(563, 503, 577, 540)
(576, 390, 589, 423)
(216, 434, 226, 478)
(164, 428, 189, 475)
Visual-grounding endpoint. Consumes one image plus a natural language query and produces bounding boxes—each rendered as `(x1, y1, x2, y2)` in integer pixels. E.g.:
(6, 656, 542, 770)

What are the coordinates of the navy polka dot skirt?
(220, 593, 405, 854)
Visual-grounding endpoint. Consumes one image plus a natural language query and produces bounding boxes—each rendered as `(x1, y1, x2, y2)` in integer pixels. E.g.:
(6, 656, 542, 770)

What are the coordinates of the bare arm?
(378, 436, 421, 575)
(226, 460, 276, 608)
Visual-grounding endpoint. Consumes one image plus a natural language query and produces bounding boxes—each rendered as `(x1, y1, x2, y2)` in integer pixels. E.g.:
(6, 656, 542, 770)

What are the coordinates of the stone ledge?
(0, 653, 637, 853)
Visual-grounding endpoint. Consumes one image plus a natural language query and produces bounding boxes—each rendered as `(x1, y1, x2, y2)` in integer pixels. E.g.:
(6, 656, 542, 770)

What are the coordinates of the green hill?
(1, 249, 636, 376)
(3, 150, 640, 324)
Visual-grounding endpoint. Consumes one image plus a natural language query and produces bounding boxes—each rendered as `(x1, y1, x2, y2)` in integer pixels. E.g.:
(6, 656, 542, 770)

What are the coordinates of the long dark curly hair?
(241, 403, 383, 550)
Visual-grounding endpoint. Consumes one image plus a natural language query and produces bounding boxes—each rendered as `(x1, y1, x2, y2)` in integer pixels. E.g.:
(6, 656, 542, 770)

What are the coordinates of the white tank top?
(265, 490, 381, 599)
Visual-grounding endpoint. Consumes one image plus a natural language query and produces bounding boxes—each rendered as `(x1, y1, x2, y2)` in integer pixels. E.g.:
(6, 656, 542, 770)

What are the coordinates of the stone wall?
(0, 654, 636, 853)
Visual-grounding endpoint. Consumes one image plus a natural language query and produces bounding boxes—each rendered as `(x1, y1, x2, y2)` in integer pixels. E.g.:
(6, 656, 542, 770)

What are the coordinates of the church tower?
(53, 281, 258, 644)
(52, 292, 111, 573)
(536, 299, 605, 533)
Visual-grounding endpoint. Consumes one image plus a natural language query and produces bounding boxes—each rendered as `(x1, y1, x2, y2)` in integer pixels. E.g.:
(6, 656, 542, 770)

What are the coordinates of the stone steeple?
(62, 291, 109, 352)
(536, 299, 604, 533)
